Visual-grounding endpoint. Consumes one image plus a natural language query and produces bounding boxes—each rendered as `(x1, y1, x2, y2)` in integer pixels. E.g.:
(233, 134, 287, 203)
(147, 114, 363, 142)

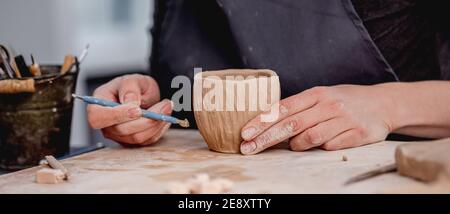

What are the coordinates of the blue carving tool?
(72, 94, 189, 127)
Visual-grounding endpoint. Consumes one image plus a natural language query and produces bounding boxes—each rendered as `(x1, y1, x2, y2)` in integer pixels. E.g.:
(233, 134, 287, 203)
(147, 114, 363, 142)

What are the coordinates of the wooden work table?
(0, 129, 441, 193)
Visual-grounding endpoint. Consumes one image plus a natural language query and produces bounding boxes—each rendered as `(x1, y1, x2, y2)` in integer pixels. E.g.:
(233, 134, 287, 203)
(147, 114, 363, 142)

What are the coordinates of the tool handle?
(78, 95, 121, 107)
(142, 110, 177, 124)
(75, 95, 179, 124)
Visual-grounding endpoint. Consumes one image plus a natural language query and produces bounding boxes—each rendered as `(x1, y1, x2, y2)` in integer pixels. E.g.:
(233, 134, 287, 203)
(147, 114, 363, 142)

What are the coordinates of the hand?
(87, 74, 172, 146)
(240, 85, 394, 155)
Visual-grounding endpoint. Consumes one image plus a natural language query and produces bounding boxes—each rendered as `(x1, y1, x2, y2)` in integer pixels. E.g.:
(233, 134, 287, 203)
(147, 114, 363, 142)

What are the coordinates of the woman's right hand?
(87, 74, 172, 146)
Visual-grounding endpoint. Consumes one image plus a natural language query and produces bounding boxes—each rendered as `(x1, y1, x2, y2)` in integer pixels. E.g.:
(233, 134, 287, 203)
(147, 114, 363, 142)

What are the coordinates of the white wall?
(0, 0, 153, 148)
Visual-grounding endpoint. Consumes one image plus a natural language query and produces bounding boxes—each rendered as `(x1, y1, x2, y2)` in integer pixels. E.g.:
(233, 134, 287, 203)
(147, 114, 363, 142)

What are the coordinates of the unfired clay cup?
(193, 69, 280, 154)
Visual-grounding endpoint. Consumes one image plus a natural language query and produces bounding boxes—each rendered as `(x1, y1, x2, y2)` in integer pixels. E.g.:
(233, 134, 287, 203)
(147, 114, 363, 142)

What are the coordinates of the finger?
(241, 87, 326, 141)
(320, 128, 365, 151)
(92, 77, 122, 102)
(118, 75, 143, 106)
(289, 117, 353, 151)
(240, 101, 338, 155)
(141, 122, 171, 146)
(138, 75, 161, 108)
(87, 104, 141, 129)
(103, 99, 172, 136)
(103, 120, 170, 145)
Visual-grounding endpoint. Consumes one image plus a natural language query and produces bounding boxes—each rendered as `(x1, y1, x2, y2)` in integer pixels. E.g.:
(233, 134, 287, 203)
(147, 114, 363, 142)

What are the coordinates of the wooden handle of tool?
(60, 55, 75, 75)
(0, 79, 35, 94)
(45, 155, 69, 179)
(30, 64, 42, 76)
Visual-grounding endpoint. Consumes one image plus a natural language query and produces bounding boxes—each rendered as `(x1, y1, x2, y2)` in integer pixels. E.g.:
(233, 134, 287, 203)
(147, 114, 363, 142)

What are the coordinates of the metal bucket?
(0, 65, 78, 170)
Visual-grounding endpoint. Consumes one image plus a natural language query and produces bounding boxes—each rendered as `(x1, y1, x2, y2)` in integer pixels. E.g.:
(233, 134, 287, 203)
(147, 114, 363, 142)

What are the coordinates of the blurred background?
(0, 0, 153, 150)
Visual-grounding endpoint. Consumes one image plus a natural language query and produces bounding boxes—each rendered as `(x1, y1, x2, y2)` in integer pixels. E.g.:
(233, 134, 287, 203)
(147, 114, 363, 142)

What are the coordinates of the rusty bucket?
(0, 65, 78, 170)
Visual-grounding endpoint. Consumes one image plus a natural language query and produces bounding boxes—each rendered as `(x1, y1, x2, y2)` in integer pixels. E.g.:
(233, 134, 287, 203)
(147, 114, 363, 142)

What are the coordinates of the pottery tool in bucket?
(72, 94, 190, 128)
(0, 43, 88, 170)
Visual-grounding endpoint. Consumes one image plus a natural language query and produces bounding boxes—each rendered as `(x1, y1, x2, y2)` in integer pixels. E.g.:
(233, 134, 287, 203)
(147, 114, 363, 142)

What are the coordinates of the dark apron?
(150, 0, 399, 128)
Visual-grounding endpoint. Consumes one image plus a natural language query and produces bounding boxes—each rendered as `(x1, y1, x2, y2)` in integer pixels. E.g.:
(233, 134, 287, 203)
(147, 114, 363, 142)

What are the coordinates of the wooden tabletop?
(0, 129, 438, 193)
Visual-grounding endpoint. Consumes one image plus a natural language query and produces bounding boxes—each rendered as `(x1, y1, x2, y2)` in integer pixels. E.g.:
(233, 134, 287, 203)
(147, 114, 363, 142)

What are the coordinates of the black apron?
(150, 0, 399, 128)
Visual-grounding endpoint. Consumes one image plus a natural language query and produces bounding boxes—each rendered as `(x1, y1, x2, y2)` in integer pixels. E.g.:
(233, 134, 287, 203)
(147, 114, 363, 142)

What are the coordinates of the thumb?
(118, 75, 142, 106)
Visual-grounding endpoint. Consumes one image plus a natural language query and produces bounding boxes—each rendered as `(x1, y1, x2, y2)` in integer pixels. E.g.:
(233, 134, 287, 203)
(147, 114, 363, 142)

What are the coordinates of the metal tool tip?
(177, 119, 190, 128)
(72, 94, 79, 99)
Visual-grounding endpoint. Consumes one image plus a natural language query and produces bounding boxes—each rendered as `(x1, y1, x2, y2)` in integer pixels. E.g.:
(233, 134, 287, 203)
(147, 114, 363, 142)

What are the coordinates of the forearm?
(376, 81, 450, 138)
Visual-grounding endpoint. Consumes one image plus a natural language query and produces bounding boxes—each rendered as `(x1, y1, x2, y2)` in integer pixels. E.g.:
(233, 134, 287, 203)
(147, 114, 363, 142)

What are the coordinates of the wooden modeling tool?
(10, 60, 21, 78)
(72, 94, 190, 127)
(0, 79, 35, 93)
(29, 54, 41, 76)
(60, 54, 75, 75)
(59, 44, 90, 75)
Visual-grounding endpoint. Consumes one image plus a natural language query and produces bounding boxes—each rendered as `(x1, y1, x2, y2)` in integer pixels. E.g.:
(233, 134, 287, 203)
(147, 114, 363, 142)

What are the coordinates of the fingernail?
(127, 106, 141, 119)
(123, 93, 139, 106)
(242, 127, 257, 140)
(240, 141, 257, 154)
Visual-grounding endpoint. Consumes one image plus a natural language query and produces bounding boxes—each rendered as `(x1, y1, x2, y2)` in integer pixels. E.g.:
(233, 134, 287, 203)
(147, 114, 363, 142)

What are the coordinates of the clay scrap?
(45, 155, 69, 180)
(395, 138, 450, 182)
(35, 155, 69, 184)
(36, 168, 65, 184)
(167, 173, 234, 194)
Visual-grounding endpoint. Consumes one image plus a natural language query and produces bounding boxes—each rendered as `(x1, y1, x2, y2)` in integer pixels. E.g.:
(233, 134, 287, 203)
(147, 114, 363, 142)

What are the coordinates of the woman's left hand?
(240, 85, 395, 155)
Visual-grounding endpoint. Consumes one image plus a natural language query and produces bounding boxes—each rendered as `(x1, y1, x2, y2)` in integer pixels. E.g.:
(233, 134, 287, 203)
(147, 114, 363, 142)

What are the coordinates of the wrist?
(372, 82, 409, 132)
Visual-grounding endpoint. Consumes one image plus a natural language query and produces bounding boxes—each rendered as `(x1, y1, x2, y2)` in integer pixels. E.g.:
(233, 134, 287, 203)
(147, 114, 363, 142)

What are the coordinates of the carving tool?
(60, 44, 90, 75)
(10, 60, 22, 78)
(345, 138, 450, 185)
(30, 54, 41, 76)
(0, 45, 15, 78)
(72, 94, 190, 127)
(0, 67, 6, 79)
(344, 163, 397, 185)
(78, 43, 89, 63)
(14, 55, 33, 77)
(60, 54, 76, 75)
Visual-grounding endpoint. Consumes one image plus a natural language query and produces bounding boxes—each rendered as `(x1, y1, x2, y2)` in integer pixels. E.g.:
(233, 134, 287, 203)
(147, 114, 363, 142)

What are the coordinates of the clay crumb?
(167, 173, 234, 194)
(342, 155, 348, 162)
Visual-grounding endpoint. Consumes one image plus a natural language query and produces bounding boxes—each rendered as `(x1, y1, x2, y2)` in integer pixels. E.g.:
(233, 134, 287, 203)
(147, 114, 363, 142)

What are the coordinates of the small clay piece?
(36, 168, 65, 184)
(45, 155, 69, 180)
(395, 138, 450, 182)
(197, 181, 224, 194)
(167, 173, 234, 194)
(211, 178, 234, 192)
(187, 173, 210, 194)
(193, 69, 280, 153)
(0, 79, 35, 94)
(167, 182, 191, 194)
(342, 155, 348, 162)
